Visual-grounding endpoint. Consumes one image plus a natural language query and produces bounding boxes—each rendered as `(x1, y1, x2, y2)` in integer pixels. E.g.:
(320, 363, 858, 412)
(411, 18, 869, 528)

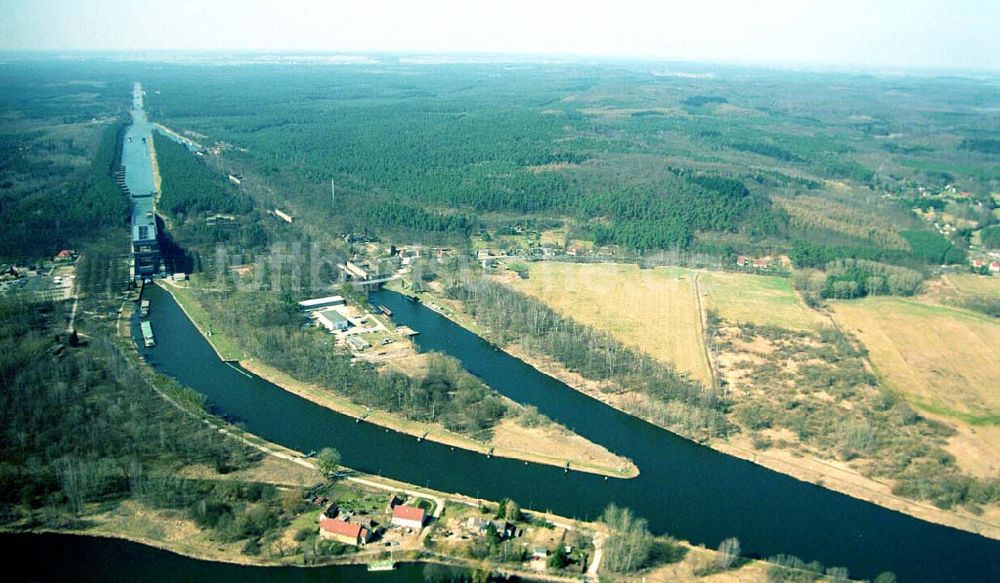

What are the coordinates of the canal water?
(122, 82, 157, 196)
(2, 533, 442, 582)
(128, 285, 1000, 582)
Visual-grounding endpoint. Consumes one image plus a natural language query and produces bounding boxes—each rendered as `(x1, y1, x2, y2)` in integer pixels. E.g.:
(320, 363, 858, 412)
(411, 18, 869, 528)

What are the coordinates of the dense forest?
(137, 62, 999, 263)
(3, 60, 997, 270)
(0, 64, 134, 262)
(0, 120, 129, 261)
(959, 138, 1000, 155)
(154, 133, 251, 217)
(0, 295, 298, 552)
(982, 225, 1000, 249)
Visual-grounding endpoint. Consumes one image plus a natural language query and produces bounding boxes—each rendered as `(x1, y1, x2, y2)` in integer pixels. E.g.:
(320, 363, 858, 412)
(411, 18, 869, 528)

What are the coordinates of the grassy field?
(510, 262, 713, 385)
(699, 271, 822, 330)
(946, 274, 1000, 297)
(831, 297, 1000, 424)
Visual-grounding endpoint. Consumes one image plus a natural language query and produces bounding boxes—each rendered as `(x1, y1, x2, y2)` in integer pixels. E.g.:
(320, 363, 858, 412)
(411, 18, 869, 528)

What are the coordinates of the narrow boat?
(367, 559, 395, 572)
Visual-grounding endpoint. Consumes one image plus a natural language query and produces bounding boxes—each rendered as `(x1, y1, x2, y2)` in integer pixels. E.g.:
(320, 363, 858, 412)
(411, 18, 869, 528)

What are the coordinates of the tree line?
(442, 269, 728, 440)
(192, 286, 509, 437)
(793, 259, 925, 303)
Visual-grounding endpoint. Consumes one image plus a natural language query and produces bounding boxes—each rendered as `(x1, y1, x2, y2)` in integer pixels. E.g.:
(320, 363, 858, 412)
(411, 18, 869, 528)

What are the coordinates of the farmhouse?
(319, 517, 371, 546)
(390, 505, 425, 530)
(971, 258, 986, 269)
(991, 261, 1000, 274)
(316, 308, 350, 332)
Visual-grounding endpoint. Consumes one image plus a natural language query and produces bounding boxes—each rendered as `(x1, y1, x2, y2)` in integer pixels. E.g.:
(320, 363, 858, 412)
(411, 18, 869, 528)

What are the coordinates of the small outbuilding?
(346, 335, 370, 351)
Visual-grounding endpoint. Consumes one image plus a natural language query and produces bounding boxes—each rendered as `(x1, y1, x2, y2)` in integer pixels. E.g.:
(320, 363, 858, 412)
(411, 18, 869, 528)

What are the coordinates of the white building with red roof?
(319, 517, 371, 546)
(390, 504, 426, 530)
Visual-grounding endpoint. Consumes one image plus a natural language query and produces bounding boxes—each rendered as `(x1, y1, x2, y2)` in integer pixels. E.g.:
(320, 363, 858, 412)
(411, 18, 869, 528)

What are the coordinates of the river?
(117, 284, 1000, 582)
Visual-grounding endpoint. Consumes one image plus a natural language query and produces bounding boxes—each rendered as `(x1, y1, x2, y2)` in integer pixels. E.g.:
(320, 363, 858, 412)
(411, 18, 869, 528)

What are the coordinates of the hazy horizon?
(2, 0, 999, 73)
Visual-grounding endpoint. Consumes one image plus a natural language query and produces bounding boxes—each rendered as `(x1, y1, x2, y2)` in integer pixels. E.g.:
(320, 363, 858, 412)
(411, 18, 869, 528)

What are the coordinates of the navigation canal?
(133, 285, 1000, 582)
(3, 533, 440, 582)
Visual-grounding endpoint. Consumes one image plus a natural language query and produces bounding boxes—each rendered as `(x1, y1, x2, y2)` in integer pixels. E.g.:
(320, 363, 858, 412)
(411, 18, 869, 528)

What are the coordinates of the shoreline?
(157, 278, 1000, 539)
(0, 527, 511, 577)
(505, 334, 1000, 542)
(154, 281, 637, 479)
(109, 298, 609, 579)
(241, 358, 637, 479)
(404, 285, 1000, 542)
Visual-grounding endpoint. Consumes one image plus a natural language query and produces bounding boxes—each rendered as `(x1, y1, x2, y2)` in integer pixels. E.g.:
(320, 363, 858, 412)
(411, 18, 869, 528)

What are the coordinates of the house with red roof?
(319, 517, 371, 546)
(390, 504, 426, 530)
(990, 261, 1000, 274)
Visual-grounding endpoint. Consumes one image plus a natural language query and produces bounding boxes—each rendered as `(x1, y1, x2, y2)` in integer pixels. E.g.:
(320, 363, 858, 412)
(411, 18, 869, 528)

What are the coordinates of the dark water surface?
(4, 533, 433, 582)
(118, 285, 999, 582)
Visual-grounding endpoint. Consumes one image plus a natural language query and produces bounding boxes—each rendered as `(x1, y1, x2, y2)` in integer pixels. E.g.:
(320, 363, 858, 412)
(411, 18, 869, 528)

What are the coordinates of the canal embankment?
(155, 280, 638, 479)
(400, 283, 1000, 541)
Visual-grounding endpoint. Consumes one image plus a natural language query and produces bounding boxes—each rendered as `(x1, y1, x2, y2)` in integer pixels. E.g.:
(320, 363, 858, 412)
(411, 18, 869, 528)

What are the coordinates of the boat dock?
(397, 325, 419, 336)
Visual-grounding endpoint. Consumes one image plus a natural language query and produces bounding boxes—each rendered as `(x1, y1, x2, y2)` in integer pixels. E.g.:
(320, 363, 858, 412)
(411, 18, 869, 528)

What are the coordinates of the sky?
(2, 0, 999, 71)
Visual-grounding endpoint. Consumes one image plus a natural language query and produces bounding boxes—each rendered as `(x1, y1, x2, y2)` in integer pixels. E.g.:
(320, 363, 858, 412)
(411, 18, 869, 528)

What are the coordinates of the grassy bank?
(158, 279, 245, 361)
